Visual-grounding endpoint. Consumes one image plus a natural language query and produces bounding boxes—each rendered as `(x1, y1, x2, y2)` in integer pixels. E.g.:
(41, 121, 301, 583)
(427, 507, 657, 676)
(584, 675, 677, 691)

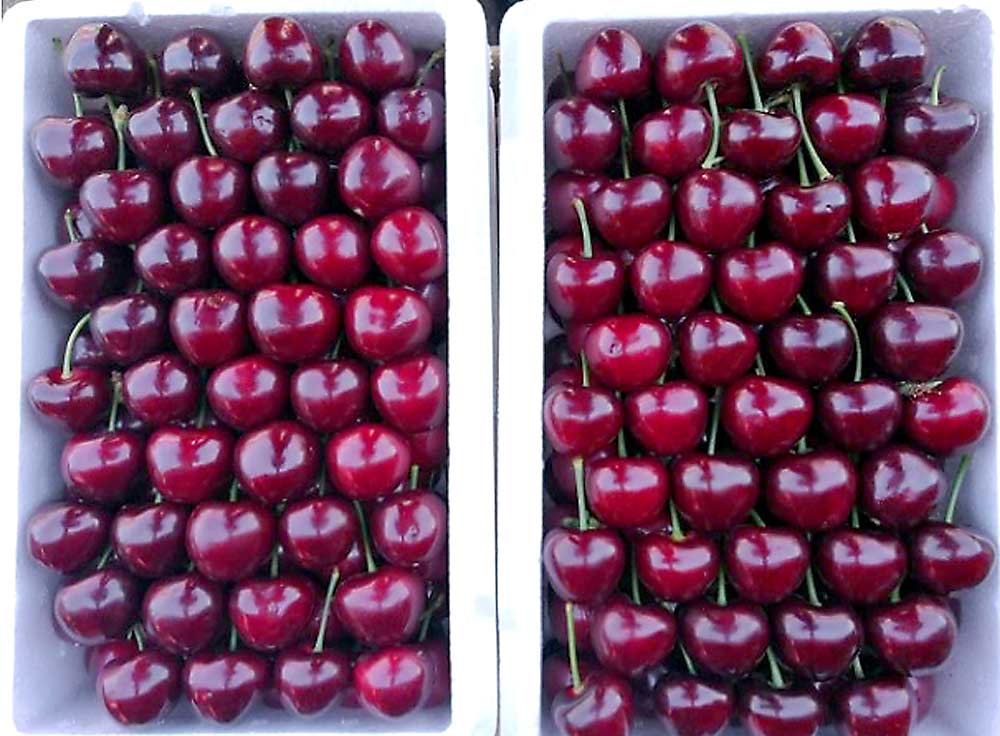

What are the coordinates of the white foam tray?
(0, 0, 497, 733)
(497, 0, 999, 734)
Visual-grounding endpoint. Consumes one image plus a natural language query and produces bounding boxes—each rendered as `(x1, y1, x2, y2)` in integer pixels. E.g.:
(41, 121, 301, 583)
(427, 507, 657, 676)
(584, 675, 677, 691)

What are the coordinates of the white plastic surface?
(498, 1, 999, 734)
(0, 0, 498, 733)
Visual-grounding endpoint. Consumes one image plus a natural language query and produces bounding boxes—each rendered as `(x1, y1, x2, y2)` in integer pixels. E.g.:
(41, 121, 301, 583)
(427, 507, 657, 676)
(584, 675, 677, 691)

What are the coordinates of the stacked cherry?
(26, 16, 449, 726)
(542, 16, 993, 736)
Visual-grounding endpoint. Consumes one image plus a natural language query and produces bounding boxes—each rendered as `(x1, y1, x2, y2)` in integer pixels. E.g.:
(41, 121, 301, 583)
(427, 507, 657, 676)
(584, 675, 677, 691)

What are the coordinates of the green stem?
(850, 506, 860, 529)
(617, 99, 632, 179)
(616, 430, 627, 459)
(890, 579, 902, 603)
(895, 273, 915, 303)
(796, 294, 812, 316)
(353, 500, 377, 573)
(95, 545, 113, 570)
(565, 601, 583, 692)
(736, 34, 764, 112)
(879, 88, 888, 109)
(679, 643, 698, 675)
(944, 454, 972, 524)
(707, 387, 722, 456)
(418, 594, 445, 642)
(795, 147, 810, 187)
(147, 55, 161, 99)
(796, 435, 809, 454)
(749, 509, 766, 527)
(669, 499, 685, 542)
(228, 478, 239, 502)
(709, 289, 723, 315)
(805, 565, 821, 607)
(830, 301, 863, 383)
(630, 545, 642, 605)
(132, 624, 145, 652)
(269, 545, 280, 578)
(312, 569, 341, 653)
(701, 83, 721, 168)
(852, 655, 865, 679)
(790, 84, 832, 181)
(409, 464, 420, 489)
(667, 215, 676, 241)
(572, 198, 593, 258)
(229, 624, 238, 652)
(572, 457, 589, 531)
(716, 566, 727, 606)
(845, 218, 857, 243)
(195, 389, 208, 429)
(747, 231, 756, 249)
(108, 101, 128, 171)
(766, 647, 786, 689)
(930, 66, 946, 106)
(580, 351, 591, 388)
(416, 47, 445, 87)
(63, 209, 82, 242)
(188, 88, 219, 157)
(72, 93, 84, 118)
(556, 52, 572, 95)
(107, 378, 122, 431)
(61, 312, 92, 378)
(754, 353, 766, 377)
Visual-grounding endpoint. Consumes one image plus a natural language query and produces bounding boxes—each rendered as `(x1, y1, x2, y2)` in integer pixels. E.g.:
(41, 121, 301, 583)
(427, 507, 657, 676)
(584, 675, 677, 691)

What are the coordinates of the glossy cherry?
(169, 290, 248, 368)
(546, 242, 625, 324)
(721, 111, 801, 177)
(63, 23, 146, 97)
(815, 243, 897, 316)
(125, 98, 200, 172)
(764, 450, 857, 532)
(80, 170, 166, 246)
(186, 500, 276, 581)
(207, 355, 289, 431)
(91, 293, 167, 365)
(834, 676, 913, 736)
(725, 525, 809, 604)
(170, 156, 249, 230)
(121, 353, 199, 426)
(772, 599, 862, 680)
(766, 315, 852, 386)
(625, 381, 708, 457)
(184, 650, 268, 723)
(676, 169, 762, 252)
(891, 91, 978, 168)
(293, 81, 372, 154)
(339, 19, 416, 93)
(550, 597, 594, 653)
(672, 454, 760, 532)
(817, 529, 907, 604)
(371, 490, 447, 566)
(252, 152, 329, 226)
(543, 527, 626, 605)
(230, 574, 319, 651)
(377, 86, 445, 158)
(654, 674, 733, 736)
(142, 572, 223, 655)
(904, 230, 983, 304)
(636, 531, 720, 603)
(334, 566, 426, 646)
(868, 594, 957, 674)
(274, 643, 351, 716)
(583, 314, 671, 392)
(588, 596, 676, 677)
(903, 377, 990, 454)
(326, 423, 411, 500)
(371, 206, 446, 286)
(207, 91, 288, 164)
(160, 28, 234, 95)
(852, 156, 935, 237)
(817, 379, 903, 452)
(28, 365, 111, 432)
(680, 600, 769, 678)
(845, 17, 928, 89)
(212, 215, 291, 293)
(655, 21, 743, 102)
(248, 284, 341, 363)
(135, 224, 211, 297)
(111, 502, 188, 578)
(716, 242, 804, 323)
(805, 93, 887, 168)
(54, 568, 139, 645)
(911, 522, 996, 594)
(99, 650, 180, 725)
(547, 173, 610, 233)
(739, 684, 823, 736)
(677, 312, 758, 387)
(632, 106, 711, 180)
(871, 303, 962, 381)
(279, 496, 358, 572)
(339, 136, 422, 221)
(861, 444, 944, 529)
(765, 180, 850, 251)
(30, 116, 116, 188)
(585, 457, 668, 528)
(87, 639, 141, 678)
(37, 239, 130, 311)
(589, 175, 672, 251)
(575, 28, 651, 100)
(543, 384, 623, 457)
(290, 359, 368, 434)
(757, 21, 840, 90)
(552, 671, 633, 736)
(371, 353, 446, 433)
(61, 430, 144, 505)
(294, 215, 370, 292)
(630, 240, 710, 319)
(353, 644, 431, 718)
(234, 420, 320, 505)
(721, 377, 812, 458)
(545, 96, 622, 173)
(243, 17, 323, 90)
(26, 502, 109, 573)
(146, 425, 234, 504)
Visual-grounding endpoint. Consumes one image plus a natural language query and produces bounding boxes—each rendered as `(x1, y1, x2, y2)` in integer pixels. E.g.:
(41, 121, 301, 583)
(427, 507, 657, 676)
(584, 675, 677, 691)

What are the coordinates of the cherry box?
(497, 0, 999, 733)
(0, 0, 497, 732)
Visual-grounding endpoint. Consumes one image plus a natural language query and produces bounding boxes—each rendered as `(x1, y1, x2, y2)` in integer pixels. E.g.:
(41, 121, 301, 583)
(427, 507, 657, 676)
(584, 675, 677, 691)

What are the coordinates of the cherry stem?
(766, 647, 786, 689)
(879, 88, 888, 109)
(796, 294, 812, 316)
(852, 655, 865, 679)
(228, 479, 239, 502)
(709, 289, 723, 315)
(930, 66, 946, 106)
(95, 545, 113, 570)
(805, 565, 821, 607)
(131, 624, 145, 652)
(795, 147, 810, 187)
(669, 499, 685, 542)
(754, 353, 766, 377)
(312, 568, 341, 653)
(707, 387, 722, 456)
(108, 101, 128, 171)
(556, 52, 572, 96)
(630, 545, 642, 605)
(850, 506, 860, 529)
(188, 88, 219, 157)
(229, 624, 239, 652)
(61, 312, 92, 379)
(416, 47, 445, 88)
(667, 215, 676, 241)
(736, 34, 764, 112)
(920, 223, 930, 235)
(749, 509, 766, 527)
(323, 39, 337, 81)
(195, 390, 208, 429)
(353, 500, 377, 573)
(107, 378, 122, 432)
(146, 55, 161, 99)
(830, 301, 863, 383)
(836, 76, 846, 94)
(701, 83, 721, 168)
(419, 593, 445, 642)
(616, 99, 632, 179)
(790, 84, 833, 181)
(889, 579, 902, 603)
(845, 218, 857, 243)
(580, 351, 591, 388)
(409, 464, 420, 489)
(895, 273, 916, 303)
(72, 93, 84, 118)
(716, 566, 727, 606)
(944, 454, 972, 524)
(796, 435, 809, 454)
(617, 430, 627, 459)
(679, 643, 698, 675)
(747, 231, 756, 249)
(269, 545, 280, 578)
(572, 456, 590, 531)
(565, 601, 583, 692)
(572, 199, 594, 259)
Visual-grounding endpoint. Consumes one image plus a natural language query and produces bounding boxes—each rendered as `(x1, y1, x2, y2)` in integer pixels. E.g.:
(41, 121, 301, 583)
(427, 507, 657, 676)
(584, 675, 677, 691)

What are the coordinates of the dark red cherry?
(68, 328, 109, 368)
(585, 457, 668, 528)
(371, 490, 447, 566)
(339, 19, 415, 94)
(112, 503, 187, 578)
(248, 284, 341, 363)
(589, 597, 676, 677)
(550, 446, 616, 503)
(676, 170, 762, 252)
(170, 156, 248, 230)
(575, 28, 651, 100)
(407, 424, 446, 470)
(420, 156, 446, 207)
(672, 454, 760, 532)
(758, 21, 840, 90)
(891, 96, 978, 168)
(184, 649, 268, 723)
(552, 671, 633, 736)
(293, 81, 372, 154)
(632, 106, 711, 180)
(290, 359, 368, 433)
(903, 377, 990, 454)
(26, 502, 109, 573)
(805, 94, 887, 168)
(739, 684, 823, 736)
(846, 17, 928, 89)
(142, 572, 223, 655)
(726, 526, 809, 604)
(371, 353, 446, 433)
(326, 423, 411, 500)
(543, 385, 623, 457)
(721, 377, 813, 458)
(243, 17, 323, 90)
(817, 529, 907, 604)
(817, 379, 903, 452)
(146, 425, 234, 504)
(680, 601, 768, 678)
(125, 98, 200, 172)
(550, 596, 594, 653)
(207, 91, 288, 164)
(639, 528, 720, 603)
(589, 175, 672, 251)
(677, 312, 758, 387)
(252, 152, 329, 226)
(764, 450, 857, 532)
(543, 527, 626, 605)
(767, 315, 852, 385)
(334, 566, 425, 646)
(547, 173, 610, 233)
(30, 116, 116, 189)
(169, 290, 248, 368)
(545, 96, 622, 173)
(546, 247, 625, 324)
(654, 674, 733, 736)
(63, 23, 146, 97)
(376, 87, 445, 158)
(91, 294, 167, 365)
(868, 595, 956, 673)
(37, 239, 130, 311)
(274, 644, 351, 716)
(765, 180, 850, 251)
(344, 286, 432, 362)
(234, 420, 320, 505)
(135, 224, 211, 297)
(54, 568, 139, 645)
(185, 500, 276, 581)
(852, 156, 935, 237)
(584, 314, 671, 392)
(815, 243, 897, 316)
(230, 574, 318, 651)
(371, 206, 446, 286)
(212, 215, 291, 293)
(721, 111, 801, 177)
(417, 639, 450, 708)
(630, 240, 710, 319)
(294, 215, 370, 292)
(911, 522, 996, 594)
(626, 380, 708, 457)
(61, 430, 144, 505)
(87, 639, 140, 677)
(160, 29, 234, 95)
(339, 135, 422, 221)
(871, 303, 962, 381)
(925, 172, 956, 229)
(354, 644, 431, 718)
(905, 230, 983, 304)
(28, 366, 111, 432)
(99, 650, 180, 725)
(80, 170, 166, 246)
(121, 353, 199, 427)
(716, 242, 804, 323)
(655, 22, 742, 102)
(772, 600, 862, 681)
(861, 444, 944, 529)
(279, 496, 357, 573)
(835, 676, 913, 736)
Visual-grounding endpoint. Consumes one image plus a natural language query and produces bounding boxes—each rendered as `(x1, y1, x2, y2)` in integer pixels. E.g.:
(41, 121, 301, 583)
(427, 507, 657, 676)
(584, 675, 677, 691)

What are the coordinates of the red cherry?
(672, 454, 760, 532)
(54, 568, 139, 645)
(339, 19, 416, 93)
(184, 650, 269, 723)
(160, 28, 235, 95)
(680, 601, 769, 678)
(589, 175, 672, 251)
(805, 93, 887, 168)
(589, 596, 677, 677)
(632, 106, 711, 180)
(584, 314, 671, 392)
(37, 239, 130, 311)
(248, 284, 341, 363)
(135, 224, 211, 297)
(91, 293, 167, 365)
(207, 355, 289, 431)
(862, 444, 945, 530)
(925, 172, 956, 229)
(87, 639, 140, 678)
(815, 243, 897, 316)
(353, 644, 431, 718)
(121, 353, 199, 427)
(28, 366, 111, 432)
(326, 423, 411, 500)
(543, 384, 623, 457)
(212, 215, 292, 293)
(294, 215, 371, 292)
(725, 525, 809, 604)
(80, 170, 166, 246)
(721, 377, 813, 458)
(546, 245, 625, 324)
(63, 22, 146, 97)
(867, 595, 957, 673)
(636, 531, 720, 603)
(891, 93, 979, 168)
(243, 17, 323, 91)
(543, 527, 626, 605)
(772, 599, 862, 681)
(845, 17, 928, 89)
(371, 207, 446, 286)
(125, 97, 200, 172)
(185, 500, 276, 581)
(291, 359, 369, 433)
(585, 457, 669, 528)
(677, 312, 758, 387)
(371, 354, 446, 433)
(766, 314, 852, 385)
(738, 684, 823, 736)
(169, 290, 248, 368)
(818, 379, 903, 452)
(146, 425, 234, 504)
(817, 529, 906, 604)
(99, 650, 180, 725)
(757, 21, 840, 90)
(655, 22, 743, 102)
(765, 180, 851, 251)
(407, 424, 447, 470)
(625, 381, 709, 456)
(371, 490, 447, 566)
(547, 173, 610, 233)
(333, 567, 426, 646)
(112, 503, 188, 578)
(575, 28, 651, 100)
(545, 96, 622, 173)
(654, 674, 733, 736)
(630, 240, 711, 319)
(345, 286, 432, 363)
(30, 116, 116, 189)
(852, 156, 935, 237)
(234, 420, 320, 505)
(676, 169, 762, 252)
(292, 81, 372, 154)
(904, 230, 983, 304)
(339, 136, 422, 221)
(552, 671, 633, 736)
(279, 496, 357, 573)
(871, 302, 962, 381)
(26, 502, 109, 573)
(274, 644, 351, 716)
(376, 86, 445, 158)
(903, 377, 990, 454)
(142, 571, 224, 655)
(230, 574, 319, 652)
(61, 430, 144, 505)
(911, 522, 996, 594)
(834, 676, 913, 736)
(721, 111, 801, 177)
(170, 156, 249, 230)
(716, 242, 804, 323)
(550, 596, 594, 653)
(207, 91, 288, 164)
(252, 151, 329, 226)
(764, 450, 857, 532)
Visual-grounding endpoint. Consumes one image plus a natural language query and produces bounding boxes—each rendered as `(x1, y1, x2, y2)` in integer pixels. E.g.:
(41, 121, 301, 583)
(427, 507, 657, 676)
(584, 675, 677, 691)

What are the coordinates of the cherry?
(869, 594, 957, 673)
(134, 224, 211, 297)
(212, 215, 292, 293)
(184, 650, 268, 723)
(347, 286, 434, 362)
(852, 156, 935, 237)
(169, 290, 248, 368)
(912, 522, 996, 594)
(817, 529, 906, 604)
(626, 381, 708, 456)
(146, 425, 234, 504)
(420, 156, 446, 207)
(589, 175, 672, 251)
(904, 230, 982, 304)
(80, 170, 166, 246)
(757, 21, 840, 90)
(252, 152, 329, 226)
(230, 574, 318, 651)
(764, 450, 857, 532)
(207, 91, 288, 164)
(63, 23, 146, 97)
(721, 111, 801, 177)
(62, 202, 100, 241)
(550, 446, 616, 503)
(170, 156, 249, 230)
(672, 454, 760, 532)
(186, 500, 276, 581)
(765, 180, 851, 251)
(370, 490, 446, 567)
(339, 136, 422, 221)
(846, 17, 928, 89)
(30, 116, 116, 188)
(353, 644, 431, 718)
(772, 599, 862, 680)
(815, 243, 897, 316)
(632, 106, 711, 180)
(871, 302, 962, 381)
(208, 356, 288, 431)
(574, 28, 651, 100)
(291, 359, 369, 433)
(160, 29, 234, 95)
(654, 674, 733, 736)
(418, 639, 450, 707)
(726, 525, 809, 604)
(546, 241, 625, 324)
(630, 240, 711, 319)
(589, 596, 676, 677)
(69, 328, 110, 368)
(676, 170, 762, 252)
(293, 81, 372, 154)
(548, 173, 610, 233)
(583, 314, 671, 392)
(372, 353, 446, 433)
(28, 365, 111, 432)
(407, 424, 447, 471)
(585, 457, 668, 528)
(834, 676, 913, 736)
(122, 353, 200, 426)
(860, 444, 944, 528)
(371, 206, 446, 286)
(243, 17, 323, 91)
(552, 671, 633, 736)
(294, 215, 370, 292)
(274, 643, 351, 716)
(88, 639, 141, 677)
(26, 502, 109, 573)
(334, 566, 425, 646)
(279, 496, 358, 572)
(54, 568, 138, 645)
(655, 22, 743, 102)
(99, 650, 180, 725)
(37, 239, 130, 311)
(925, 172, 956, 229)
(545, 96, 622, 173)
(327, 423, 411, 500)
(61, 430, 144, 505)
(739, 684, 823, 736)
(805, 94, 887, 168)
(550, 597, 594, 653)
(543, 385, 623, 457)
(543, 527, 625, 604)
(766, 314, 852, 386)
(817, 379, 903, 452)
(891, 88, 978, 168)
(142, 572, 223, 655)
(680, 600, 768, 677)
(125, 98, 199, 172)
(339, 19, 416, 93)
(377, 86, 445, 158)
(677, 312, 758, 387)
(717, 242, 804, 323)
(92, 293, 167, 364)
(544, 654, 599, 699)
(903, 377, 990, 454)
(248, 284, 341, 363)
(234, 420, 320, 505)
(636, 531, 720, 603)
(111, 502, 188, 578)
(722, 376, 813, 458)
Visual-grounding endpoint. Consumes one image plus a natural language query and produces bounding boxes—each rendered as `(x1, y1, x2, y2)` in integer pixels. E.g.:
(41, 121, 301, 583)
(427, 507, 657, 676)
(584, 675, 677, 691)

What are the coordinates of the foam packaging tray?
(498, 0, 999, 733)
(0, 0, 498, 733)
